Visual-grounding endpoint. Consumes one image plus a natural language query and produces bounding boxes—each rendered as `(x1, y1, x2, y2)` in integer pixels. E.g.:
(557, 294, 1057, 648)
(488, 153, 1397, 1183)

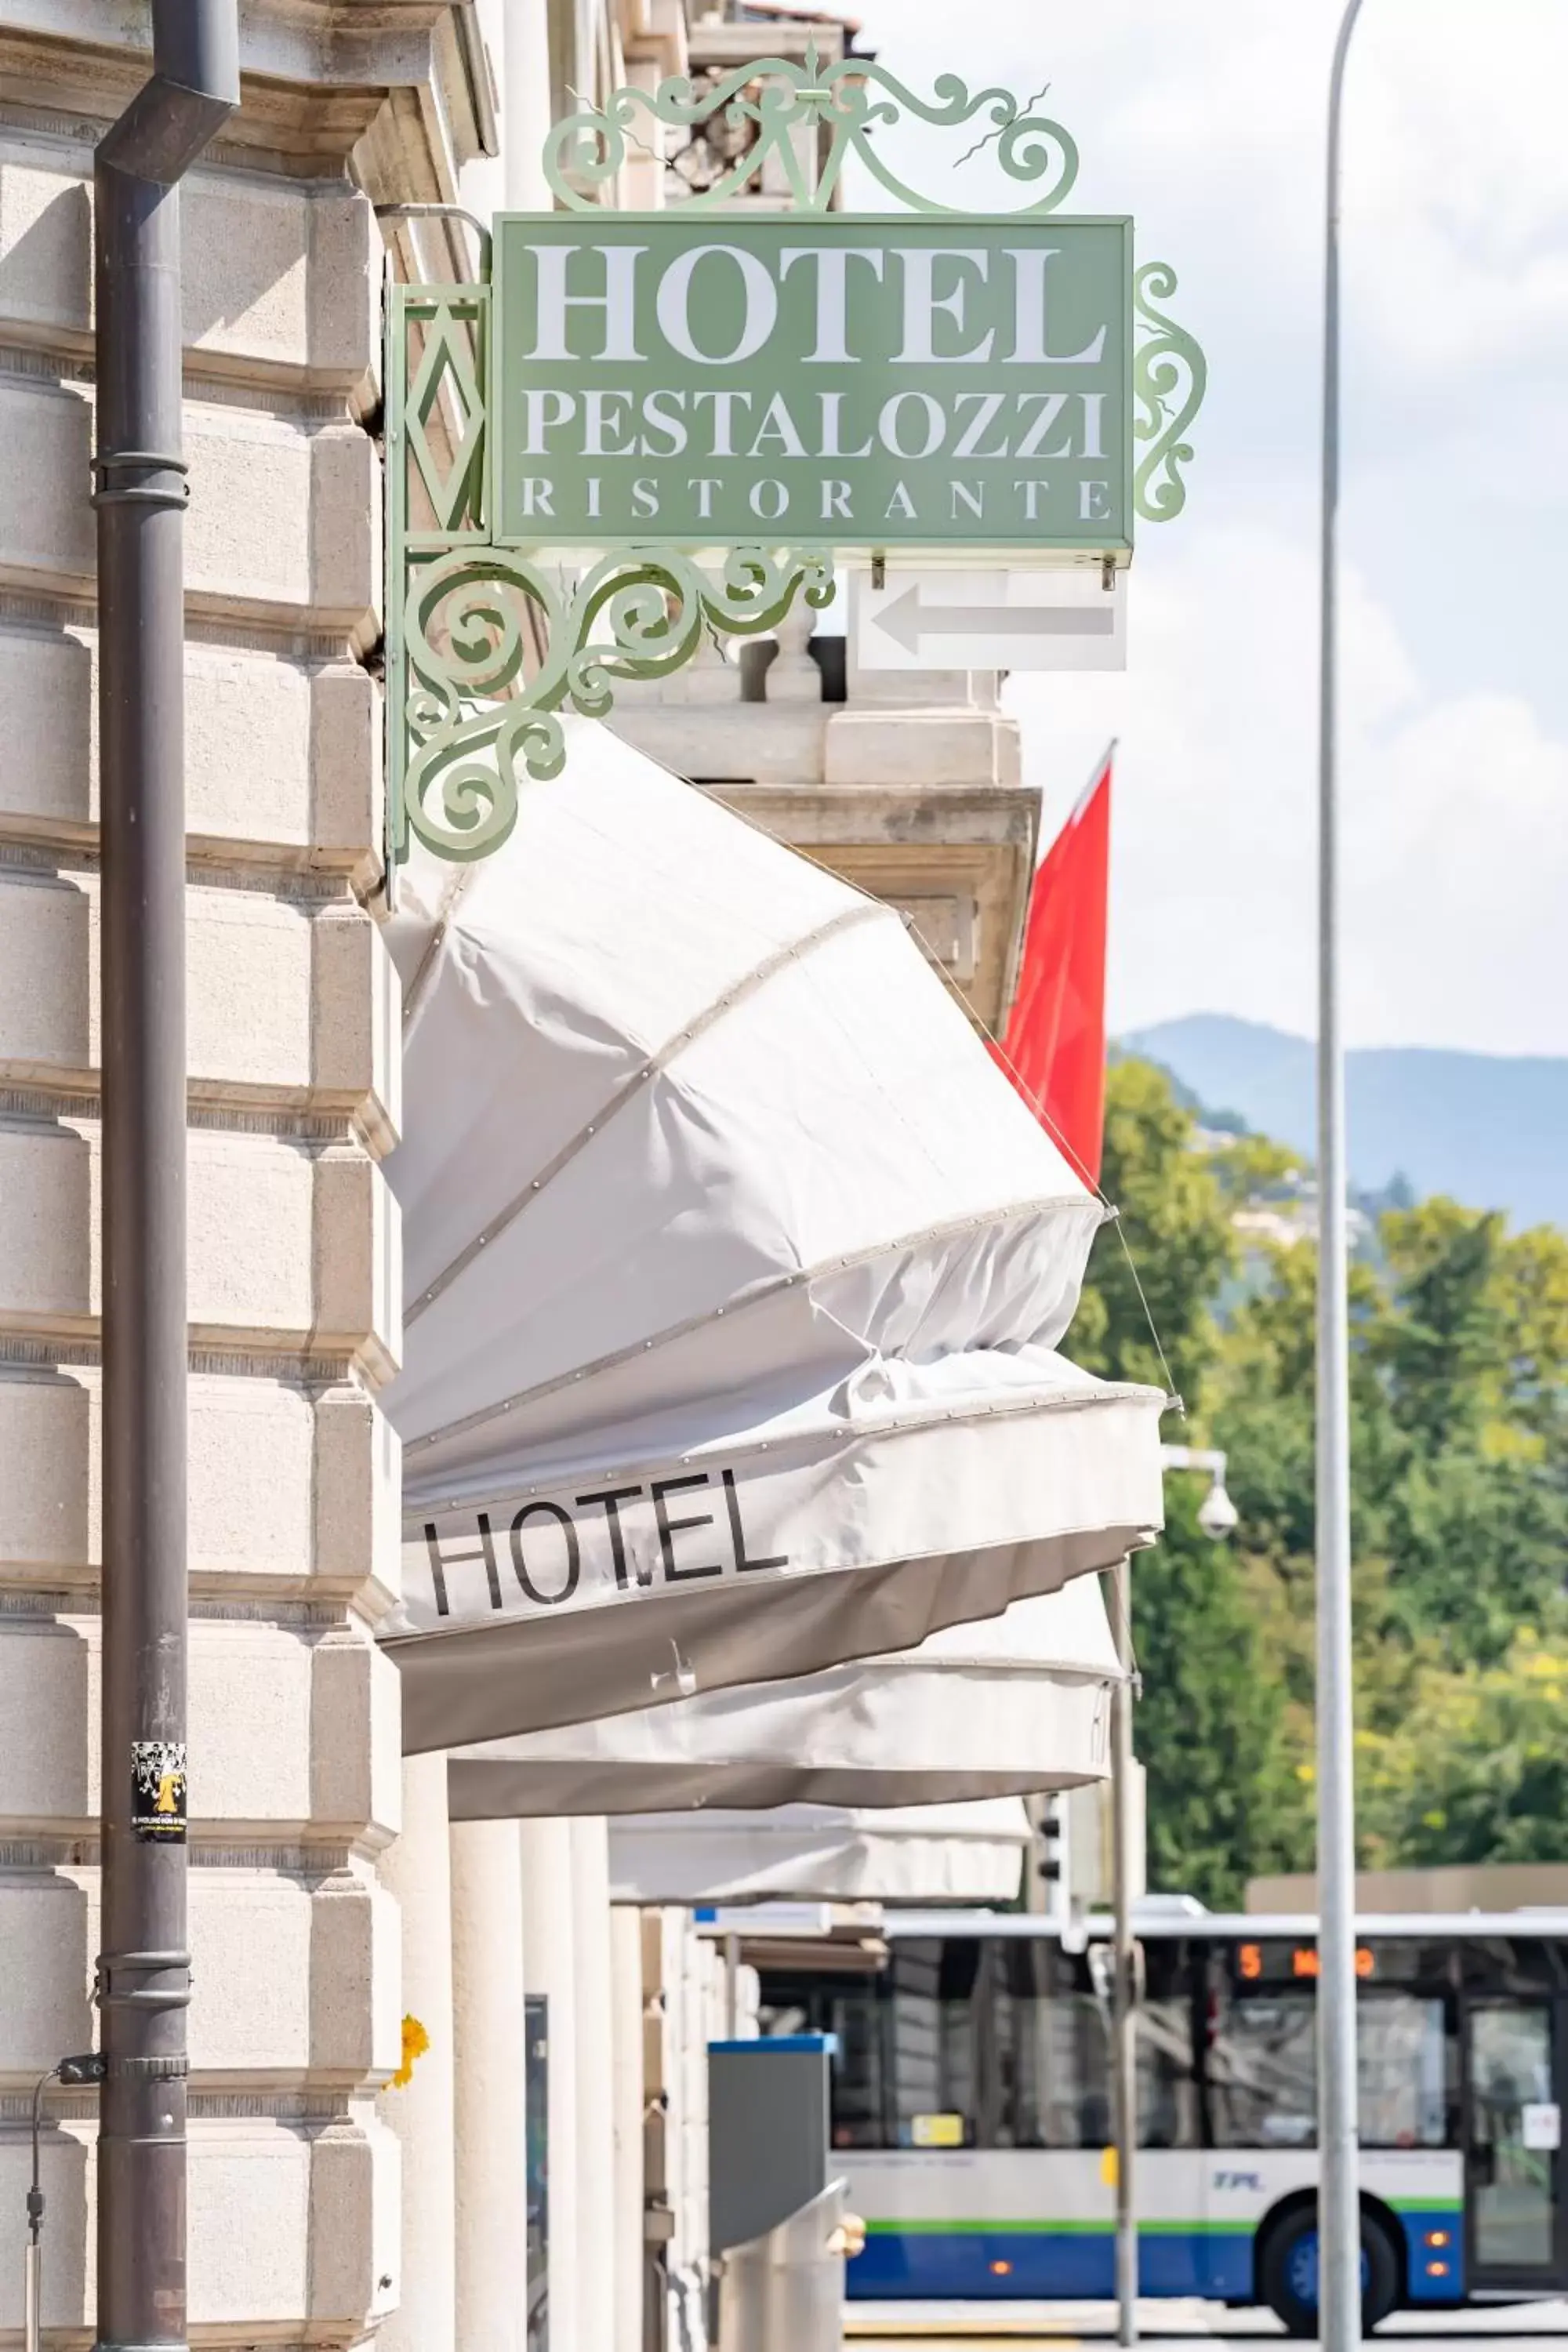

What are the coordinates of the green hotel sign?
(492, 216, 1134, 551)
(386, 52, 1206, 862)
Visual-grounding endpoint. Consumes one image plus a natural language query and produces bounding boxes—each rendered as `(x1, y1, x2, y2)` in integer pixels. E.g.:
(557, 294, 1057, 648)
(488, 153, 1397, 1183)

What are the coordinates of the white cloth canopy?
(447, 1577, 1119, 1818)
(608, 1799, 1033, 1906)
(380, 717, 1163, 1753)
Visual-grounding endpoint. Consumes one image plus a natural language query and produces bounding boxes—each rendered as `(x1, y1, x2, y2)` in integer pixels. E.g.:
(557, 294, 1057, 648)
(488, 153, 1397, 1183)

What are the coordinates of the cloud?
(849, 0, 1568, 1051)
(1004, 524, 1568, 1055)
(1348, 5, 1568, 380)
(855, 0, 1568, 419)
(1347, 691, 1568, 1054)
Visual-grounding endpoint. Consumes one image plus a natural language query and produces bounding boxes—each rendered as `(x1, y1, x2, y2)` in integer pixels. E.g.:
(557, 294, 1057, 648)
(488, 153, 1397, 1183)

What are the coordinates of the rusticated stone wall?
(0, 18, 441, 2336)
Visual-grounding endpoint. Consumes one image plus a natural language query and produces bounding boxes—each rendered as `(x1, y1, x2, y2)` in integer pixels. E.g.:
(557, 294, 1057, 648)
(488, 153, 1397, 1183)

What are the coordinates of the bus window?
(900, 1938, 1200, 2152)
(757, 1975, 886, 2149)
(829, 1984, 888, 2149)
(1000, 1954, 1109, 2148)
(1207, 1985, 1317, 2147)
(1130, 1938, 1201, 2149)
(874, 1938, 1096, 2151)
(1359, 1992, 1450, 2148)
(886, 1939, 982, 2149)
(1207, 1962, 1456, 2149)
(1139, 1995, 1200, 2149)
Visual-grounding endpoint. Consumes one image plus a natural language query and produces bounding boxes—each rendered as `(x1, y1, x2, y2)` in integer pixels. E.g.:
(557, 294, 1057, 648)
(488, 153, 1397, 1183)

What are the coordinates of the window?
(768, 1938, 1468, 2155)
(758, 1975, 885, 2151)
(862, 1937, 1200, 2152)
(1359, 1992, 1450, 2148)
(1207, 1987, 1317, 2147)
(1207, 1963, 1454, 2149)
(990, 1940, 1108, 2147)
(1140, 1994, 1202, 2150)
(885, 1940, 982, 2147)
(828, 1985, 888, 2150)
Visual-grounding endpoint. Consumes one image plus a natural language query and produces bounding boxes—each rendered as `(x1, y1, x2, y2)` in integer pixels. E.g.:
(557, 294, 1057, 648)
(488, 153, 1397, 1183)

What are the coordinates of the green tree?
(1078, 1061, 1297, 1904)
(1380, 1445, 1568, 1671)
(1134, 1482, 1304, 1908)
(1361, 1630, 1568, 1867)
(1207, 1131, 1306, 1204)
(1376, 1200, 1510, 1452)
(1370, 1204, 1568, 1670)
(1082, 1065, 1568, 1894)
(1494, 1222, 1568, 1451)
(1206, 1195, 1568, 1869)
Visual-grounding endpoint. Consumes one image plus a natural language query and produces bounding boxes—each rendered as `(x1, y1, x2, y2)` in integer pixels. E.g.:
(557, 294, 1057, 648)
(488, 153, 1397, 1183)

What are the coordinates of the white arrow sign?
(854, 567, 1126, 673)
(877, 586, 1116, 655)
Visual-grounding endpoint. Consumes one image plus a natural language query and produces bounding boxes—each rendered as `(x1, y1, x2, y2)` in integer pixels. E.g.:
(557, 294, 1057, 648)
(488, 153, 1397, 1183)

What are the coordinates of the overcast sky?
(848, 0, 1568, 1054)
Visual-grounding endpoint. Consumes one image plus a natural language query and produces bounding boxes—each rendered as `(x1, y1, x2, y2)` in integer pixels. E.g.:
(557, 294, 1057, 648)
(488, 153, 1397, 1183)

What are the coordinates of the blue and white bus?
(757, 1907, 1568, 2334)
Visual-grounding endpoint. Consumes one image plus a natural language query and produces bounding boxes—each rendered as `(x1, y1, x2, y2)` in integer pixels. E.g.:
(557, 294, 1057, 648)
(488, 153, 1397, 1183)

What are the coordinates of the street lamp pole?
(1316, 6, 1367, 2349)
(1103, 1446, 1240, 2347)
(1109, 1555, 1138, 2350)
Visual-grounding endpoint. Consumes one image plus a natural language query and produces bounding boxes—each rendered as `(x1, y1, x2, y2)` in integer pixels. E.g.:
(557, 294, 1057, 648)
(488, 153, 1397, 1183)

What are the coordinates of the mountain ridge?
(1120, 1013, 1568, 1231)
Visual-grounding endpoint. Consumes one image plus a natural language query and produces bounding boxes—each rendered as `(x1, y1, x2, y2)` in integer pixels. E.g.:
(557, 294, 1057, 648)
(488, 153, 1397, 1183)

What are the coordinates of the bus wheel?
(1258, 2208, 1400, 2338)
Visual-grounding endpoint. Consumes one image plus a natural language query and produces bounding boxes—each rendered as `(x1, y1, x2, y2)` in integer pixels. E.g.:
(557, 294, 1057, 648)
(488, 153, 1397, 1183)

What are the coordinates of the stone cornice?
(0, 0, 494, 190)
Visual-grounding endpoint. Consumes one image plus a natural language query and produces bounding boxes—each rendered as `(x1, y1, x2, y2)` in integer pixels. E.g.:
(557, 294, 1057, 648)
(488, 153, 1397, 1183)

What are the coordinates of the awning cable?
(918, 930, 1185, 1419)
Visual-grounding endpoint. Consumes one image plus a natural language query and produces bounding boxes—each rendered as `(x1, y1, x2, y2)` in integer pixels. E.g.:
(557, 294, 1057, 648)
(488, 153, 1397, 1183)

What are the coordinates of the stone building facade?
(0, 6, 478, 2343)
(0, 5, 1036, 2347)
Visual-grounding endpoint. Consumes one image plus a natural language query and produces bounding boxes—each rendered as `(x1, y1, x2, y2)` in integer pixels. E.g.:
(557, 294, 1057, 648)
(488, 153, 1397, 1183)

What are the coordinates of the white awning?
(379, 717, 1163, 1752)
(447, 1577, 1119, 1818)
(608, 1799, 1033, 1906)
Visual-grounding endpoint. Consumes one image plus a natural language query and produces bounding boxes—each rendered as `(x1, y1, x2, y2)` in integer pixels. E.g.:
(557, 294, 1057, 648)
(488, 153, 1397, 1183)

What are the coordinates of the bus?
(757, 1906, 1568, 2335)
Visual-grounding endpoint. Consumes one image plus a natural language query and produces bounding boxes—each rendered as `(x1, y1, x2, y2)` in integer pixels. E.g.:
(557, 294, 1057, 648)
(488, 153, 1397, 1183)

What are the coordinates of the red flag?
(995, 751, 1112, 1188)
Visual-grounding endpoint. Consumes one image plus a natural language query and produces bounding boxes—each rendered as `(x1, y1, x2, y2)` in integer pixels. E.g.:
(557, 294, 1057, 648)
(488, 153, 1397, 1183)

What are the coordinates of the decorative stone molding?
(0, 2, 496, 191)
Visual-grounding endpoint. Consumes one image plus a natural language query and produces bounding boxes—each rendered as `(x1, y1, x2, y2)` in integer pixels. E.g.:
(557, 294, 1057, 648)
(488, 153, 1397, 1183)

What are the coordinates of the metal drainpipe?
(93, 8, 238, 2348)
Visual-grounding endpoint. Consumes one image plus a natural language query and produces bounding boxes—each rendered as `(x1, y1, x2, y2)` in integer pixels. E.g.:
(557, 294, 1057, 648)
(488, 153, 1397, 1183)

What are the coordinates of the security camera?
(1197, 1478, 1239, 1541)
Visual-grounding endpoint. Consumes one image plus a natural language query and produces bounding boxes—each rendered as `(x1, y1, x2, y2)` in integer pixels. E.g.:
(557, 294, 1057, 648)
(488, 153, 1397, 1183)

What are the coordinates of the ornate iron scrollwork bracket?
(384, 278, 833, 864)
(543, 39, 1082, 217)
(1133, 262, 1207, 524)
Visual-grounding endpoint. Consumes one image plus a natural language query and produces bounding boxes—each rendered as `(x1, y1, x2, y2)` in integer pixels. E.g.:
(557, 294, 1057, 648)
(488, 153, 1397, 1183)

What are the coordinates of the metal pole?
(724, 1933, 741, 2038)
(24, 2244, 41, 2352)
(93, 11, 237, 2349)
(1317, 9, 1367, 2350)
(1109, 1556, 1137, 2347)
(26, 2069, 50, 2352)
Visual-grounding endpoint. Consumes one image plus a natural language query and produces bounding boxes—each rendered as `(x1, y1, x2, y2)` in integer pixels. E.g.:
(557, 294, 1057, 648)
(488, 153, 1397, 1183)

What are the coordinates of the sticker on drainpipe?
(131, 1740, 187, 1842)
